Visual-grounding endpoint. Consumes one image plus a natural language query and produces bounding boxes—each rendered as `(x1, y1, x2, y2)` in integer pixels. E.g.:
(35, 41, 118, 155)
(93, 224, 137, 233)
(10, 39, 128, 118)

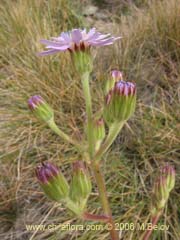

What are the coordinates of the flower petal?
(71, 29, 83, 44)
(90, 38, 115, 46)
(40, 39, 66, 47)
(38, 49, 61, 56)
(60, 32, 71, 43)
(45, 45, 69, 50)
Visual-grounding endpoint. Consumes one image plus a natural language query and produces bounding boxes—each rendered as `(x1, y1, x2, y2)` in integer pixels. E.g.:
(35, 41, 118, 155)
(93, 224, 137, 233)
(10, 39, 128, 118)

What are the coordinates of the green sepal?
(69, 162, 92, 204)
(40, 173, 69, 202)
(71, 51, 93, 74)
(103, 93, 136, 126)
(34, 102, 54, 122)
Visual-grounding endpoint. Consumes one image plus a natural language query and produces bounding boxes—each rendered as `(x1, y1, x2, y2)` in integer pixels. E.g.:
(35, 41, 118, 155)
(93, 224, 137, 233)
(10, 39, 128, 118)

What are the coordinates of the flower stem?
(65, 198, 84, 216)
(83, 212, 110, 222)
(94, 121, 125, 162)
(142, 212, 161, 240)
(92, 162, 119, 240)
(81, 72, 94, 158)
(48, 119, 83, 152)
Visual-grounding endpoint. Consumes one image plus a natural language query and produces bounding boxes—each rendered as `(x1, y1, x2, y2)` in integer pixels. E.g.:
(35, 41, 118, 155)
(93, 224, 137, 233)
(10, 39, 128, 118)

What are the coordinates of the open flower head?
(39, 28, 121, 56)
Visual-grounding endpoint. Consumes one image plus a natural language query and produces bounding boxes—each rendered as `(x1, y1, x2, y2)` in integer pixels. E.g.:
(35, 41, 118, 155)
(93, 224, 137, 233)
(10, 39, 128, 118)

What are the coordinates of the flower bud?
(111, 70, 123, 81)
(103, 80, 136, 125)
(28, 95, 54, 122)
(92, 118, 105, 142)
(91, 118, 105, 151)
(69, 161, 92, 203)
(84, 118, 105, 143)
(154, 176, 169, 211)
(161, 164, 175, 192)
(105, 70, 123, 94)
(152, 164, 175, 213)
(36, 162, 69, 202)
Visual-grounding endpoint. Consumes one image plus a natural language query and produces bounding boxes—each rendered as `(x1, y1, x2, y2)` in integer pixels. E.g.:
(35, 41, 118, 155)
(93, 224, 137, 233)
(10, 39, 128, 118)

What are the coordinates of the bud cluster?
(36, 161, 92, 216)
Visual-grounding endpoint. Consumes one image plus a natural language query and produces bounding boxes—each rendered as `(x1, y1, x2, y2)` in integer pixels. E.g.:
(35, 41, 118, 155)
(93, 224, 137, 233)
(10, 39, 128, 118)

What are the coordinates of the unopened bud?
(161, 164, 175, 192)
(111, 70, 123, 81)
(92, 118, 105, 142)
(154, 176, 169, 210)
(28, 95, 54, 122)
(69, 161, 92, 203)
(152, 164, 175, 213)
(105, 70, 123, 94)
(36, 162, 69, 202)
(103, 80, 136, 125)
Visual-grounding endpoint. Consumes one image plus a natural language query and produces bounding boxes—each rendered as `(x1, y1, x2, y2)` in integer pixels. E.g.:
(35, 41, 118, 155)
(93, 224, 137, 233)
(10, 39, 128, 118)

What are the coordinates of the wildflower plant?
(28, 28, 175, 240)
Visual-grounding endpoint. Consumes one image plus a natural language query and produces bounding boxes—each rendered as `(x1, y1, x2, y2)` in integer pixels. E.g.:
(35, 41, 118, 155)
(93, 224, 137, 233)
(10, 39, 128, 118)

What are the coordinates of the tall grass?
(0, 0, 179, 239)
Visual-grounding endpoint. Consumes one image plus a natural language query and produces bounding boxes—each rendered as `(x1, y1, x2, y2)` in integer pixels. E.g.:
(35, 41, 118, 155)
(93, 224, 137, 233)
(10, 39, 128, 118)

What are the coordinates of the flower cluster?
(27, 28, 175, 240)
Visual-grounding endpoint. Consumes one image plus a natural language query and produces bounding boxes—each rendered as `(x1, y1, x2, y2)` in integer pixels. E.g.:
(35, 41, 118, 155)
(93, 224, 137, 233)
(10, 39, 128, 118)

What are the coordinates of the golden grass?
(0, 0, 180, 239)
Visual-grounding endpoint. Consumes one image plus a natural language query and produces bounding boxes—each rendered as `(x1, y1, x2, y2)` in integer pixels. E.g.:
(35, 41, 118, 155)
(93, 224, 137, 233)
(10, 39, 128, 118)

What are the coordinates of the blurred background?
(0, 0, 180, 239)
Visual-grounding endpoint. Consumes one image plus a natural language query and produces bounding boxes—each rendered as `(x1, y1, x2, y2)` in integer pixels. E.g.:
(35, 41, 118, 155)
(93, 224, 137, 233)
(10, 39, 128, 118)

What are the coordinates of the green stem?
(65, 198, 83, 216)
(142, 212, 161, 240)
(81, 72, 94, 158)
(94, 121, 125, 162)
(48, 119, 83, 152)
(92, 162, 119, 240)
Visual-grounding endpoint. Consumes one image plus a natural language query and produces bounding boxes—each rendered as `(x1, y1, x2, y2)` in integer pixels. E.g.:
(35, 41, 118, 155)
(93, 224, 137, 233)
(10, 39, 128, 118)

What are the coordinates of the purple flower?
(39, 28, 121, 56)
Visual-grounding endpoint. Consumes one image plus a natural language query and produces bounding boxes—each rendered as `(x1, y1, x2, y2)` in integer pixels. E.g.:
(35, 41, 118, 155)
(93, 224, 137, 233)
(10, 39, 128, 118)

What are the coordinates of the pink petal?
(40, 39, 66, 47)
(60, 32, 71, 43)
(71, 29, 82, 44)
(45, 45, 69, 50)
(38, 49, 61, 56)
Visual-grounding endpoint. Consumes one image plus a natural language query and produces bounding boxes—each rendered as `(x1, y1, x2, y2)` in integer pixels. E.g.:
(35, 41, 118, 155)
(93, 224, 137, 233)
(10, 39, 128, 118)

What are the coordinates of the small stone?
(95, 12, 108, 20)
(83, 5, 98, 16)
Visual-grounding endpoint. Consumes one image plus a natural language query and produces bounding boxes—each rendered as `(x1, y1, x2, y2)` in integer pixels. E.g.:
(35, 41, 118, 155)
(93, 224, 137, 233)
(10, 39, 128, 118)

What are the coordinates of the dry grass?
(0, 0, 180, 239)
